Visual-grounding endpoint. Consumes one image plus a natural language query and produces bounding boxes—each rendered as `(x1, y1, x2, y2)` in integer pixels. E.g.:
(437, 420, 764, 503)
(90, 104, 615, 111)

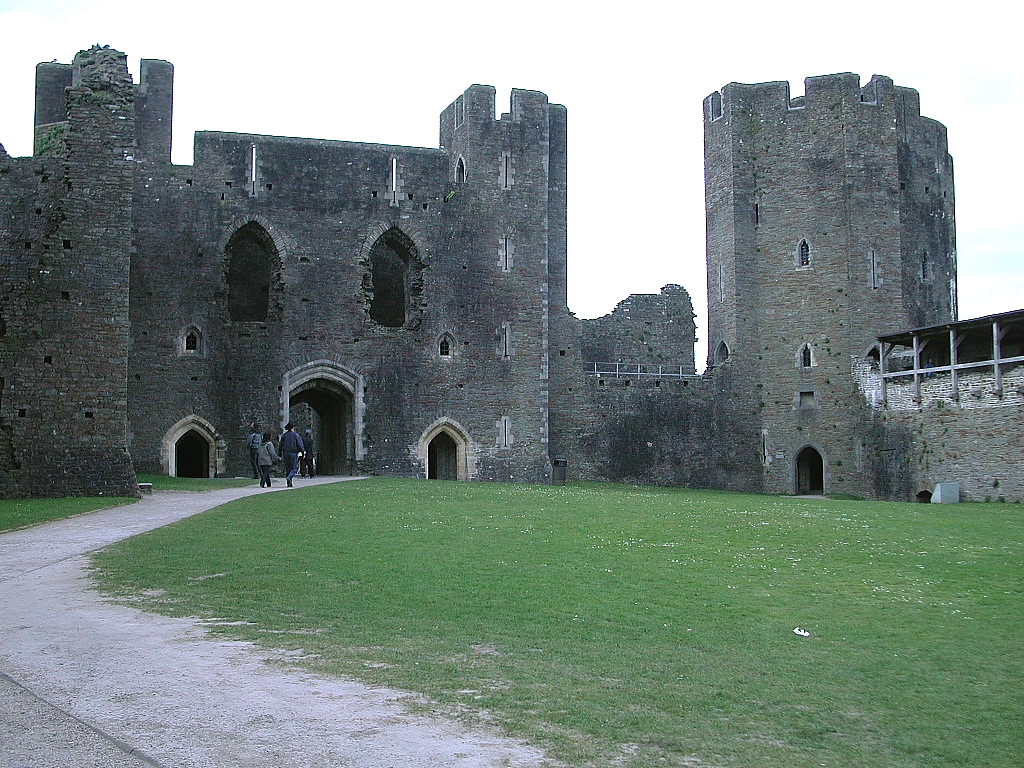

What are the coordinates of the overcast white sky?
(1, 0, 1021, 368)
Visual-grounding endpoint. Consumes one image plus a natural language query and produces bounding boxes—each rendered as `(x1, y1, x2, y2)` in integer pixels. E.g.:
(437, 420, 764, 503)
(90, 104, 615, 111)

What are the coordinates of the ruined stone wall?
(879, 367, 1024, 502)
(0, 46, 137, 498)
(565, 367, 761, 490)
(580, 285, 696, 373)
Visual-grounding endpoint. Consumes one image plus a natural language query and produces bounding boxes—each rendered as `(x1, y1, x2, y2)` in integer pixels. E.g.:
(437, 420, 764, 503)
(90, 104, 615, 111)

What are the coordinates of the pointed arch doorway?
(418, 418, 474, 481)
(795, 446, 825, 495)
(428, 432, 458, 480)
(175, 430, 209, 478)
(162, 415, 225, 478)
(284, 361, 363, 476)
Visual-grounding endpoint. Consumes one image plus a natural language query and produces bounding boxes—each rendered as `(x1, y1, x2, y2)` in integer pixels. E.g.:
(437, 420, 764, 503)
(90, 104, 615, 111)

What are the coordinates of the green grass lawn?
(90, 479, 1023, 767)
(0, 496, 138, 532)
(135, 473, 257, 491)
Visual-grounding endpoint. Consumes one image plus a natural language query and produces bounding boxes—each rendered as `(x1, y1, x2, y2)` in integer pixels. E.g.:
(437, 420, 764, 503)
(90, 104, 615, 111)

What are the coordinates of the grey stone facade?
(1, 48, 1020, 501)
(702, 73, 960, 498)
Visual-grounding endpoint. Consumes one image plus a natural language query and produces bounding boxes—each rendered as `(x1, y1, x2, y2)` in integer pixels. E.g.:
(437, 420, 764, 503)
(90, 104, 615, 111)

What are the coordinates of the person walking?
(279, 422, 304, 487)
(246, 423, 262, 479)
(300, 429, 316, 478)
(256, 431, 279, 488)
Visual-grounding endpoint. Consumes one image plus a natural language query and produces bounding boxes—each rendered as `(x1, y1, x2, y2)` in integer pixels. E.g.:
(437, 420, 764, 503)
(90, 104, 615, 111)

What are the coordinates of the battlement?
(705, 73, 928, 122)
(135, 59, 174, 162)
(32, 47, 174, 162)
(439, 84, 562, 152)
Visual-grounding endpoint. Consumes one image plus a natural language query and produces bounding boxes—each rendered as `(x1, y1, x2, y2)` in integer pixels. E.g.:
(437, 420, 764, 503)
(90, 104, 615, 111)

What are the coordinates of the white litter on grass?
(793, 627, 811, 637)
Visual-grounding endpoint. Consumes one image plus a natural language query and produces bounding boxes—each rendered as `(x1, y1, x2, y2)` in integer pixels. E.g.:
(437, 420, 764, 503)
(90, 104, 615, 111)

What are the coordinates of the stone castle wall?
(880, 366, 1024, 502)
(581, 285, 696, 373)
(126, 84, 569, 483)
(2, 48, 1020, 503)
(1, 47, 137, 498)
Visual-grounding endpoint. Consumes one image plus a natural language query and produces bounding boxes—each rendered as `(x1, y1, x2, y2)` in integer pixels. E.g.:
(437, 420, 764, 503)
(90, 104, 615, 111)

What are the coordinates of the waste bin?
(551, 455, 567, 486)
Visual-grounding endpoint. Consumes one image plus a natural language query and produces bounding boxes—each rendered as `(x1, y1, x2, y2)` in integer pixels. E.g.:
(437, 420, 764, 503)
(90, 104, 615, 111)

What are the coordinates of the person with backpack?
(246, 423, 262, 479)
(256, 431, 280, 488)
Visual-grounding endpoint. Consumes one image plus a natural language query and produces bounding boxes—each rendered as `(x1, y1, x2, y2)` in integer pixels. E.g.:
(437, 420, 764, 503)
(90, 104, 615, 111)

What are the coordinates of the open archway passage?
(795, 447, 824, 495)
(289, 380, 354, 476)
(175, 430, 210, 478)
(428, 432, 458, 480)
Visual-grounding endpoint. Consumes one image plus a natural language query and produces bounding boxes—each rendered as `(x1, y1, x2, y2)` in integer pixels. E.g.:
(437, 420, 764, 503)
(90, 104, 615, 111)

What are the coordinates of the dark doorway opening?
(916, 490, 933, 503)
(289, 379, 354, 475)
(795, 446, 824, 495)
(428, 431, 458, 480)
(175, 429, 209, 478)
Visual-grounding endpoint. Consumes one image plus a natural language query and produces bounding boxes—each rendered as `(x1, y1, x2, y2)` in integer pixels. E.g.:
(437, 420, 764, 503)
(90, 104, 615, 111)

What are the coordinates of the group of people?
(246, 423, 317, 488)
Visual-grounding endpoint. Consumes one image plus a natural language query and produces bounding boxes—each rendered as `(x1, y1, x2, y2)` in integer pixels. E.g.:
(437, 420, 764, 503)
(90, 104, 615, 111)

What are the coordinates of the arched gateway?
(282, 361, 363, 475)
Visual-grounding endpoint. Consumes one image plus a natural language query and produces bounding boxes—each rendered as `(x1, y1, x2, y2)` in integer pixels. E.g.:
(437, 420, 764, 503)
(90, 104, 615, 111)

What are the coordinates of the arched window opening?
(439, 334, 453, 357)
(798, 239, 811, 267)
(368, 228, 419, 328)
(428, 431, 459, 480)
(455, 156, 466, 183)
(800, 344, 812, 368)
(181, 326, 203, 355)
(175, 429, 210, 478)
(226, 222, 278, 322)
(714, 340, 730, 365)
(795, 446, 824, 495)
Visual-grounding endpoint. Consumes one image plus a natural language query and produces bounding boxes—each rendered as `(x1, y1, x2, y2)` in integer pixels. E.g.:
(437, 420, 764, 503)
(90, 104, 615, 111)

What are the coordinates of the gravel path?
(0, 479, 550, 768)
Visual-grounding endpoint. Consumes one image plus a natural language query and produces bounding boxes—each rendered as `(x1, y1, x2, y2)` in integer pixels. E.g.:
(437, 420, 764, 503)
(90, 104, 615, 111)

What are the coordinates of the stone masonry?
(1, 47, 1020, 502)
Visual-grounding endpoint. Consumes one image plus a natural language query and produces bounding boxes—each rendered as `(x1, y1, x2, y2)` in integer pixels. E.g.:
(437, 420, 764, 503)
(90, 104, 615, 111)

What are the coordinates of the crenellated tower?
(439, 86, 571, 477)
(704, 73, 956, 497)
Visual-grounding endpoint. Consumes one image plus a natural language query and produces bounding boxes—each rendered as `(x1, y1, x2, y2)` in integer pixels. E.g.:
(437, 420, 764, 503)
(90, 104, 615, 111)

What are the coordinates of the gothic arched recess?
(225, 222, 280, 322)
(364, 226, 424, 328)
(283, 361, 363, 476)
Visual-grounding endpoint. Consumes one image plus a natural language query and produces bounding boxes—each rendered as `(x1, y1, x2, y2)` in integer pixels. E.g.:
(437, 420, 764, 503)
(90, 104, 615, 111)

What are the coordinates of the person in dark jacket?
(279, 422, 304, 487)
(300, 429, 316, 477)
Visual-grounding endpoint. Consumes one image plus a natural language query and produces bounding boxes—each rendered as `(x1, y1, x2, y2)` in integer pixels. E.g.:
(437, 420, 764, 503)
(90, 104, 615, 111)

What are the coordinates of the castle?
(1, 46, 1021, 502)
